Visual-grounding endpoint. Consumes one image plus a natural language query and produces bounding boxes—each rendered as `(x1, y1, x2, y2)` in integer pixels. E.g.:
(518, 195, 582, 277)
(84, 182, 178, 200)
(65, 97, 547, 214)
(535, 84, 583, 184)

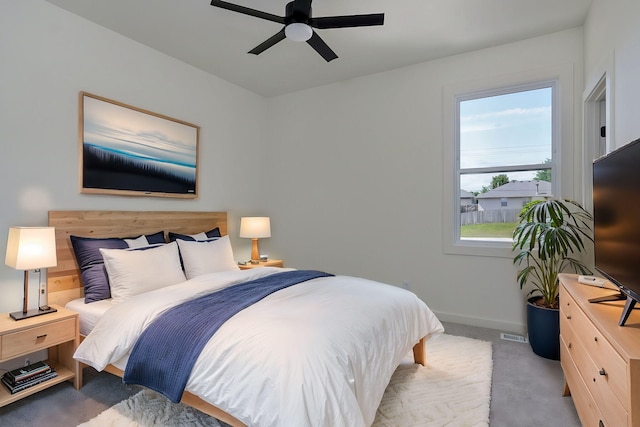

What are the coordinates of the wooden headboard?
(47, 210, 228, 306)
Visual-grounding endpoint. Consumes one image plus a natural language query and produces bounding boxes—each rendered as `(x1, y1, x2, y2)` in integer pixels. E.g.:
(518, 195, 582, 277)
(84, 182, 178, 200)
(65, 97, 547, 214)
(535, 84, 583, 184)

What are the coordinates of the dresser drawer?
(0, 318, 76, 360)
(561, 311, 628, 427)
(561, 335, 604, 427)
(561, 287, 628, 409)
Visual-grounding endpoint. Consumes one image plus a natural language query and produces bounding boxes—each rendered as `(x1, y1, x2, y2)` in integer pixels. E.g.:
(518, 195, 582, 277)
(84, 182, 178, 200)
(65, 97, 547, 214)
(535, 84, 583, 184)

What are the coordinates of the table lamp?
(239, 217, 271, 264)
(5, 227, 58, 320)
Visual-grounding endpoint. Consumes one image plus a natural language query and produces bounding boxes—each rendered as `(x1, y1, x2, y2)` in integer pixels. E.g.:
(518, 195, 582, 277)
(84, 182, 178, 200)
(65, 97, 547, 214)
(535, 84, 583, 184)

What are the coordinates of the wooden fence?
(461, 208, 519, 225)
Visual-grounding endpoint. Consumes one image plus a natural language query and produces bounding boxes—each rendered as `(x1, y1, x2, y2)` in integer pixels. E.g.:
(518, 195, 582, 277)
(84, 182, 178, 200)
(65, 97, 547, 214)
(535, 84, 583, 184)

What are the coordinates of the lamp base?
(10, 306, 57, 321)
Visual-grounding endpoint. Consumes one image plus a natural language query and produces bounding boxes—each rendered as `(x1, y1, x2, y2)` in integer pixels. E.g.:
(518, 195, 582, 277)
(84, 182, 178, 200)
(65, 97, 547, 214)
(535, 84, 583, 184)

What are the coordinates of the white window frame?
(443, 65, 575, 258)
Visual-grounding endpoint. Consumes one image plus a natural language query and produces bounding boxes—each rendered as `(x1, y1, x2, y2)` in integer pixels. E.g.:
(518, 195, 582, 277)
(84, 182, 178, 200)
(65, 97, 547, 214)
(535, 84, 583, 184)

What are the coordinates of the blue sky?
(459, 87, 552, 193)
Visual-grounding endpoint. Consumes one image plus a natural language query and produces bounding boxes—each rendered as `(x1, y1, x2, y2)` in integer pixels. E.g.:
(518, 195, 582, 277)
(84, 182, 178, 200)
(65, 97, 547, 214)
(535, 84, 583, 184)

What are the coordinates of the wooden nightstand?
(0, 304, 80, 407)
(238, 259, 284, 269)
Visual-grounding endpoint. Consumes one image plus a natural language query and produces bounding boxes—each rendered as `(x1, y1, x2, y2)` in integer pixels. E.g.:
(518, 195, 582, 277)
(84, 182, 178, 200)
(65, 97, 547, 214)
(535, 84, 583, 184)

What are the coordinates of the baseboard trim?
(433, 310, 526, 335)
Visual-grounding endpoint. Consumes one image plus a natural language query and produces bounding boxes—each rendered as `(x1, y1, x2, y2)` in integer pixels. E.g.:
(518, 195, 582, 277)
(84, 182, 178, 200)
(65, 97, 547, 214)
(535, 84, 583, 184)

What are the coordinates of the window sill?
(444, 238, 515, 258)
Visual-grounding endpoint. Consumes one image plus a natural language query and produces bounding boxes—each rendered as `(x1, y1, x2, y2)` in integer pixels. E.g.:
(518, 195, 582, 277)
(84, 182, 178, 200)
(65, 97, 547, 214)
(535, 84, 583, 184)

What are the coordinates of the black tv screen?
(593, 137, 640, 326)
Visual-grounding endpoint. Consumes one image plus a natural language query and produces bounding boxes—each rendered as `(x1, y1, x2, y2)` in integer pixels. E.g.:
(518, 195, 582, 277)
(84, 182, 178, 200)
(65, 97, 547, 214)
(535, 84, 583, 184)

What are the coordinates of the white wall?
(0, 1, 598, 334)
(265, 28, 585, 333)
(0, 1, 268, 313)
(584, 0, 640, 150)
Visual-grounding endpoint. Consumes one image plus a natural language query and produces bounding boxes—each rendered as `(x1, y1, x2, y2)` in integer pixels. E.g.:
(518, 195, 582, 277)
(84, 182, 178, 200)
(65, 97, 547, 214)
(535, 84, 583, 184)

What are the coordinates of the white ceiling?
(45, 0, 592, 97)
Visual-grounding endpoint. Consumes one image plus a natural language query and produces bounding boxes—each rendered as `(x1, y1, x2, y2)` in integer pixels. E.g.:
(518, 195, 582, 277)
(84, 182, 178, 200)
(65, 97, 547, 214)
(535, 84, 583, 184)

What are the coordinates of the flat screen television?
(592, 137, 640, 326)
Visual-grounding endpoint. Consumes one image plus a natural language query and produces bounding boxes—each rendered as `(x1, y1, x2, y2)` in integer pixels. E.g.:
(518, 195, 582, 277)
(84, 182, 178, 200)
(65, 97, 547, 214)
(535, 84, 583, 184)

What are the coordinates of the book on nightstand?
(1, 361, 57, 394)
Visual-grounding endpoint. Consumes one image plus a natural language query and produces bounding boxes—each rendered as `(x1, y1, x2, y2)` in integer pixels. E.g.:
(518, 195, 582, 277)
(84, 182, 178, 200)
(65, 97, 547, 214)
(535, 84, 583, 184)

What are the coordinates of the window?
(458, 83, 555, 243)
(444, 76, 563, 257)
(442, 64, 582, 258)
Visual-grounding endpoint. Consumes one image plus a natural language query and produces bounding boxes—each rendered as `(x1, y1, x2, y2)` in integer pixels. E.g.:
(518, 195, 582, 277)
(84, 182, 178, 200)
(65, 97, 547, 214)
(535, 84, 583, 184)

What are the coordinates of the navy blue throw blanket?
(123, 270, 333, 402)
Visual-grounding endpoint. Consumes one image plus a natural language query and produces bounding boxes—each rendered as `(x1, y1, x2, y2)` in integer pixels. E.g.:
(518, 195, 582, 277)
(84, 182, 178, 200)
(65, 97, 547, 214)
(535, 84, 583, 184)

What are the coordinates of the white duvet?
(74, 267, 444, 427)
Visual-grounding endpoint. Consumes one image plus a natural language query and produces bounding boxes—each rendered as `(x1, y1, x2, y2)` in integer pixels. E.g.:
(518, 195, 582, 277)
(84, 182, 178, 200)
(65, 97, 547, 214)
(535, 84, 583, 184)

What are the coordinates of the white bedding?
(74, 267, 444, 427)
(66, 297, 113, 336)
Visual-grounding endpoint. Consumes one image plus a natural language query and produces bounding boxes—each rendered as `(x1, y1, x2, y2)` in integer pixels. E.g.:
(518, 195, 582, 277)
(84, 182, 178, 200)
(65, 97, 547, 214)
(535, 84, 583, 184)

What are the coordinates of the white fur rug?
(79, 334, 492, 427)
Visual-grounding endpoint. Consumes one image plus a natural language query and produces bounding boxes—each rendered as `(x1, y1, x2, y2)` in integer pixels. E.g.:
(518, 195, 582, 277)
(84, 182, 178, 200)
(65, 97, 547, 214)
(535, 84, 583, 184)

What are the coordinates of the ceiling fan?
(210, 0, 384, 62)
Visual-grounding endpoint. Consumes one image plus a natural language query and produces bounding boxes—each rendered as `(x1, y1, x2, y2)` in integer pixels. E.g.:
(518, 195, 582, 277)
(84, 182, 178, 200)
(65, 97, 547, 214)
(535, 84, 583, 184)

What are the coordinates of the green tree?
(478, 175, 509, 194)
(490, 174, 509, 189)
(534, 158, 552, 182)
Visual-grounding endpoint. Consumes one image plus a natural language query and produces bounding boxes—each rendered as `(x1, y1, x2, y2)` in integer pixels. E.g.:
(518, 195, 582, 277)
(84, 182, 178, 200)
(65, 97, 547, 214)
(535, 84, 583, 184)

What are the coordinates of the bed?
(47, 210, 443, 427)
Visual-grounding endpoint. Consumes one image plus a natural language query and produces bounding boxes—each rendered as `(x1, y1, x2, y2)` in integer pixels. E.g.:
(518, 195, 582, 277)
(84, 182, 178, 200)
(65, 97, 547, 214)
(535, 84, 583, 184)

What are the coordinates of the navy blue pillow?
(168, 227, 221, 242)
(143, 231, 166, 245)
(70, 231, 166, 303)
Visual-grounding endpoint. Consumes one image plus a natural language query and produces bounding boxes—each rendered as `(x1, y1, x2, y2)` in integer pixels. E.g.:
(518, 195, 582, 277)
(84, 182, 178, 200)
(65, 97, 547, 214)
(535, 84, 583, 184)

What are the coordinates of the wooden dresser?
(559, 273, 640, 427)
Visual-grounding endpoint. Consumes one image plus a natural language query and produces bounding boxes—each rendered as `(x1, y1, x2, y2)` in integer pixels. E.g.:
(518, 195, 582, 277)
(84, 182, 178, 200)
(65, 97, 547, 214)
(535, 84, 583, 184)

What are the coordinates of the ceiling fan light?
(285, 23, 312, 42)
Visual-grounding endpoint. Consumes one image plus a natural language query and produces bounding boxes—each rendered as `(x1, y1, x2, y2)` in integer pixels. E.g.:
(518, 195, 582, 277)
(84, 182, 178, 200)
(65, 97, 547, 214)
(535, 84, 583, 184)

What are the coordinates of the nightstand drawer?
(1, 318, 76, 360)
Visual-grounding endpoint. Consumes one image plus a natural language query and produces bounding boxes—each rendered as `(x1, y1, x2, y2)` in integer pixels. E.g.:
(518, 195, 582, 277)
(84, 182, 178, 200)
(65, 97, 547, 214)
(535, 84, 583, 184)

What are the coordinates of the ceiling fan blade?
(248, 29, 287, 55)
(210, 0, 286, 25)
(310, 13, 385, 29)
(306, 32, 338, 62)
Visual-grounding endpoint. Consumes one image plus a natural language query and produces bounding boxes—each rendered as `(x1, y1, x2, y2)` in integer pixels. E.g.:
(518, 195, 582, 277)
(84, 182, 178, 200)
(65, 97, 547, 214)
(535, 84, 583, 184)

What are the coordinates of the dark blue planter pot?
(526, 297, 560, 360)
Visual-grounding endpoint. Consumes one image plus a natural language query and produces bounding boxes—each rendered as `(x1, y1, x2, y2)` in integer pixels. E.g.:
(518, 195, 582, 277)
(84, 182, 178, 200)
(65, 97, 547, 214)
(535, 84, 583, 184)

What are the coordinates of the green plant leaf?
(512, 198, 593, 308)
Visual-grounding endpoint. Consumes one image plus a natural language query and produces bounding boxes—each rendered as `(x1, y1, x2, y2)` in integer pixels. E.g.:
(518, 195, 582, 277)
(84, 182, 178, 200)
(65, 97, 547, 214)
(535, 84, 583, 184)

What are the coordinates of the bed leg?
(413, 337, 426, 366)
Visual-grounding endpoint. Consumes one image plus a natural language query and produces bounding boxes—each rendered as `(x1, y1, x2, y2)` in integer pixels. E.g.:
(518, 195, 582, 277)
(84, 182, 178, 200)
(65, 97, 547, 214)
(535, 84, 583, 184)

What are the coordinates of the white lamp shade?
(5, 227, 57, 270)
(239, 217, 271, 239)
(285, 23, 313, 42)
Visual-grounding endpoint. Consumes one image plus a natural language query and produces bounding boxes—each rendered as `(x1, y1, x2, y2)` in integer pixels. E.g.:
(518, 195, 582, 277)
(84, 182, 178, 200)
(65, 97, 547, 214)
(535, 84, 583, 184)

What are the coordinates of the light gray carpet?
(443, 322, 580, 427)
(0, 321, 581, 427)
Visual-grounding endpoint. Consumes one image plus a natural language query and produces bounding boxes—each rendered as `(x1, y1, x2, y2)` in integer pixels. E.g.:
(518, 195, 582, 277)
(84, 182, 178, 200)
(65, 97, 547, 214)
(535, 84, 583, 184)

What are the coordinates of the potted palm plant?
(512, 198, 593, 359)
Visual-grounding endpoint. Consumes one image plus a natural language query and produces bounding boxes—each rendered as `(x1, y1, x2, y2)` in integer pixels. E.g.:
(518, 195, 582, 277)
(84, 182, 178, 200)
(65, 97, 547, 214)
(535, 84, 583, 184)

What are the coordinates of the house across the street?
(475, 180, 552, 212)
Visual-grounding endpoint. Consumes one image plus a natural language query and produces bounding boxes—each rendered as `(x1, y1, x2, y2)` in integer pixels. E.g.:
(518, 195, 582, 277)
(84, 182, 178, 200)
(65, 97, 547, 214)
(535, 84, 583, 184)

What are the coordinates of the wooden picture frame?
(79, 92, 199, 199)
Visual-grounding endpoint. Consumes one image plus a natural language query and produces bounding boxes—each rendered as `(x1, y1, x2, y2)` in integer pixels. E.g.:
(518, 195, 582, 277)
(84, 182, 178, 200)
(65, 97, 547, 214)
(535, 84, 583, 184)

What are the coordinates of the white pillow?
(188, 232, 208, 240)
(100, 242, 186, 303)
(124, 235, 149, 248)
(176, 235, 239, 280)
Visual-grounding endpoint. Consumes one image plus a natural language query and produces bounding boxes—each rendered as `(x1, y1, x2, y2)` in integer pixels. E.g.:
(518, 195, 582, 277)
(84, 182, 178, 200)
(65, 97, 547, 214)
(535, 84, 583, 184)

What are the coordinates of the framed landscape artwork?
(79, 92, 199, 198)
